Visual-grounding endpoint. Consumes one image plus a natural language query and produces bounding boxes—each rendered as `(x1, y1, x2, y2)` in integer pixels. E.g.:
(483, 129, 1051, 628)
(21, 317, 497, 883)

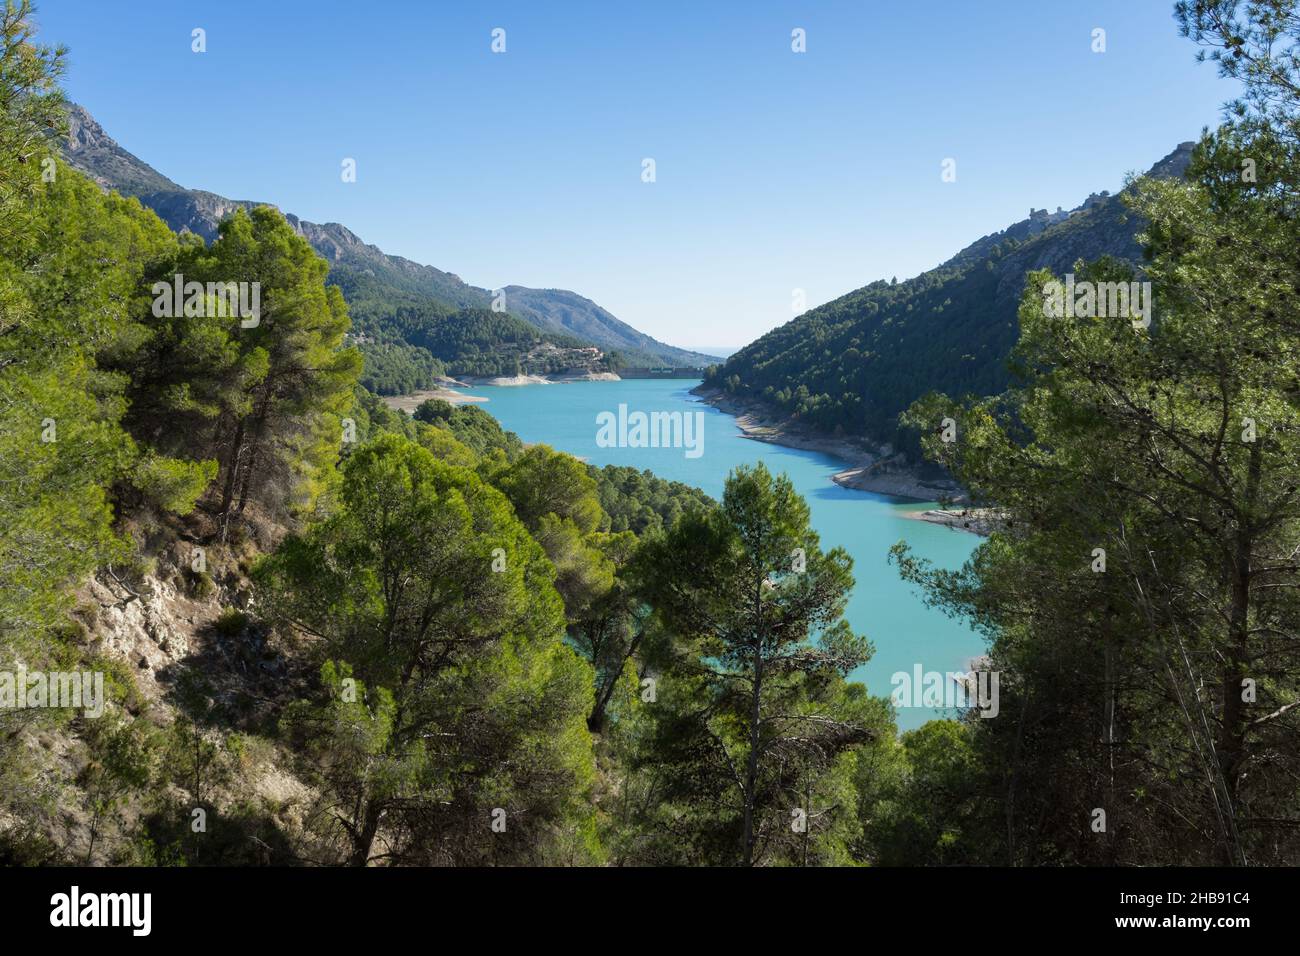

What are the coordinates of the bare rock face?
(140, 584, 186, 658)
(64, 104, 179, 195)
(88, 572, 192, 700)
(60, 551, 313, 862)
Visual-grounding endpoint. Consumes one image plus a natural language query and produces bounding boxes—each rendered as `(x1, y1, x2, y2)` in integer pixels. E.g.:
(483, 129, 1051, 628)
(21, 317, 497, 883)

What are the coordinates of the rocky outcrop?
(64, 105, 179, 195)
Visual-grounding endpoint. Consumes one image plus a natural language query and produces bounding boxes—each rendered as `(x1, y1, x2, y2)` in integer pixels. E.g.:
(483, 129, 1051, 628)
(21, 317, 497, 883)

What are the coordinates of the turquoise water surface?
(466, 378, 981, 731)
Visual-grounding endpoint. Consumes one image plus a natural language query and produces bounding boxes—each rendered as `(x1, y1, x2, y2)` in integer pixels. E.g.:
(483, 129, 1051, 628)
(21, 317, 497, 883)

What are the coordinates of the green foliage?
(893, 120, 1300, 865)
(413, 420, 477, 468)
(568, 529, 644, 732)
(858, 718, 984, 865)
(343, 383, 419, 446)
(413, 397, 523, 458)
(590, 463, 713, 535)
(1177, 0, 1300, 139)
(632, 462, 877, 865)
(125, 205, 363, 527)
(256, 434, 600, 865)
(0, 0, 65, 226)
(0, 111, 202, 659)
(203, 207, 362, 519)
(78, 710, 159, 864)
(488, 445, 616, 638)
(357, 338, 445, 396)
(213, 609, 250, 638)
(491, 444, 604, 535)
(488, 450, 714, 734)
(345, 280, 607, 379)
(133, 452, 218, 515)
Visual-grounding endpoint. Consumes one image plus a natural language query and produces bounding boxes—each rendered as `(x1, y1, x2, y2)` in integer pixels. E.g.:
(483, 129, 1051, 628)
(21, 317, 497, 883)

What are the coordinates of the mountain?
(500, 285, 715, 366)
(60, 105, 714, 368)
(701, 143, 1195, 455)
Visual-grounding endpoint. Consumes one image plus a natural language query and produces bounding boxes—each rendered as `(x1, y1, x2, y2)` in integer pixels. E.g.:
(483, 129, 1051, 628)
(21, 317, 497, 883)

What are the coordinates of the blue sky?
(40, 0, 1234, 351)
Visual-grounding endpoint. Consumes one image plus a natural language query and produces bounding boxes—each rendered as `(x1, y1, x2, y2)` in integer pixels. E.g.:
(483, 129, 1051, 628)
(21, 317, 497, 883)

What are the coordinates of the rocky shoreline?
(900, 508, 1002, 537)
(692, 385, 970, 505)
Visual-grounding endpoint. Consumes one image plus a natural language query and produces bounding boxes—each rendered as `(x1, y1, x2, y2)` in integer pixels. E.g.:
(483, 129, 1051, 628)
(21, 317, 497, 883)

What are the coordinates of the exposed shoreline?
(385, 379, 989, 536)
(380, 386, 489, 415)
(464, 371, 622, 386)
(899, 508, 1001, 536)
(379, 371, 624, 412)
(692, 386, 980, 526)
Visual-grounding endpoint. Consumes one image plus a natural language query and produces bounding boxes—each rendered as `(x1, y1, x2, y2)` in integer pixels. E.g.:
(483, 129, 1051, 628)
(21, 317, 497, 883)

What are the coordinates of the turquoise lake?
(467, 378, 981, 731)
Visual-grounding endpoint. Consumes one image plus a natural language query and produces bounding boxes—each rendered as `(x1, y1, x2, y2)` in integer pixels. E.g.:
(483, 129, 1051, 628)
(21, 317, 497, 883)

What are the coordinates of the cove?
(469, 377, 982, 732)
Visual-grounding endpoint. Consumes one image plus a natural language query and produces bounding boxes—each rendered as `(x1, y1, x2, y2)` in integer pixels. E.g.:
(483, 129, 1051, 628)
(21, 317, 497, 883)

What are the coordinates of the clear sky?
(38, 0, 1234, 351)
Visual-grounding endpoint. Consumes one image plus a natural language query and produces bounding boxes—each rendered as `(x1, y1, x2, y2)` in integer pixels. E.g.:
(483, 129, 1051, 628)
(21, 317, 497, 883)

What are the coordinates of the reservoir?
(466, 377, 982, 731)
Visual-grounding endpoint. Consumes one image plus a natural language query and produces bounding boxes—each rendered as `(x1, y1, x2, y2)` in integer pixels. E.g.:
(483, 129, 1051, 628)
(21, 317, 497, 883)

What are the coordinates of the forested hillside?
(338, 271, 617, 391)
(704, 144, 1192, 454)
(888, 4, 1300, 865)
(5, 0, 1299, 871)
(499, 285, 716, 367)
(0, 1, 900, 867)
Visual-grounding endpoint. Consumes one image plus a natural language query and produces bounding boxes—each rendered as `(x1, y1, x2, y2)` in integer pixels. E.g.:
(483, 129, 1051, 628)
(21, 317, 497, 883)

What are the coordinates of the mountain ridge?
(700, 142, 1196, 461)
(61, 104, 716, 368)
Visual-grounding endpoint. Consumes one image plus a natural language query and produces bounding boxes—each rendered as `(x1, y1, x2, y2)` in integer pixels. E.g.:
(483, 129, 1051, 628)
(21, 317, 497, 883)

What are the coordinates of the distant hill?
(702, 143, 1195, 454)
(60, 105, 715, 370)
(500, 285, 715, 367)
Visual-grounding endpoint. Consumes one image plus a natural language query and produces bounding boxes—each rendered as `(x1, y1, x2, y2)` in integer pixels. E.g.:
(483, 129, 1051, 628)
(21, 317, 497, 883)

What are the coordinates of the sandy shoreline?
(382, 372, 624, 413)
(380, 386, 489, 415)
(691, 387, 989, 536)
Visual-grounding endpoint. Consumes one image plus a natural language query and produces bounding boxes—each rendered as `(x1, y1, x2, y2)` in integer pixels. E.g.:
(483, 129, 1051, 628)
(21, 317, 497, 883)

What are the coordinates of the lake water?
(468, 378, 981, 731)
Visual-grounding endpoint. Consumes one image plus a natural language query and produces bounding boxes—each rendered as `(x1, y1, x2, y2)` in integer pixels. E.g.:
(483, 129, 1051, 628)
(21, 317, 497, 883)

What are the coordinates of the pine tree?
(896, 125, 1300, 865)
(173, 206, 361, 531)
(257, 434, 599, 865)
(636, 462, 873, 865)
